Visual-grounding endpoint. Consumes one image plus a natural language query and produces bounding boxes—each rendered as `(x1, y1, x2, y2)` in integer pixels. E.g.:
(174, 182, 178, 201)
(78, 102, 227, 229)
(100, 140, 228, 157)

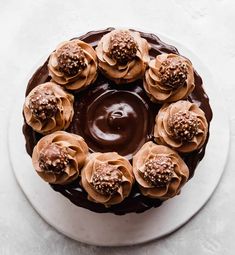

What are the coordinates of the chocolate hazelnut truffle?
(109, 30, 138, 64)
(48, 39, 98, 90)
(154, 100, 208, 153)
(57, 42, 86, 77)
(81, 152, 134, 206)
(38, 143, 69, 174)
(144, 53, 195, 103)
(143, 156, 174, 187)
(23, 82, 74, 135)
(159, 58, 188, 89)
(168, 110, 198, 141)
(32, 131, 89, 185)
(96, 29, 150, 84)
(91, 163, 123, 195)
(28, 89, 58, 121)
(133, 142, 189, 200)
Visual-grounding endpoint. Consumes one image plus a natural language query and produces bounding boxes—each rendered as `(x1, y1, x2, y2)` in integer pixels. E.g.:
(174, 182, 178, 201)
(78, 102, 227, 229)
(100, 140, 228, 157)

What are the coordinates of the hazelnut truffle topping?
(32, 131, 89, 185)
(109, 31, 138, 64)
(143, 156, 174, 187)
(28, 89, 58, 121)
(48, 39, 98, 90)
(91, 163, 122, 195)
(81, 152, 134, 206)
(144, 53, 195, 103)
(23, 82, 74, 135)
(159, 58, 188, 89)
(154, 100, 208, 153)
(168, 110, 198, 141)
(57, 42, 86, 77)
(133, 142, 189, 200)
(38, 143, 69, 174)
(96, 29, 150, 84)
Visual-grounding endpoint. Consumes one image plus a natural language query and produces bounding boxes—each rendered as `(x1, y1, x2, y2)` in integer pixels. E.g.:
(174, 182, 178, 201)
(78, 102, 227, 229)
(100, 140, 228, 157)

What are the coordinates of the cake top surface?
(23, 28, 212, 214)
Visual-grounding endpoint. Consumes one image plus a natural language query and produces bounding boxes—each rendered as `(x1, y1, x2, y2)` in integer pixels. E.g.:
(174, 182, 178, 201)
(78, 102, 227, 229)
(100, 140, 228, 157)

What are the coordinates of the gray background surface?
(0, 0, 234, 254)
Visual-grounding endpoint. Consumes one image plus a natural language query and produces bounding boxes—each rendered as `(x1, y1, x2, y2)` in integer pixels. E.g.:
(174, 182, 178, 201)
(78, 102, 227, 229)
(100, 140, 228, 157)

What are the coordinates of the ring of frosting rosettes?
(23, 28, 209, 207)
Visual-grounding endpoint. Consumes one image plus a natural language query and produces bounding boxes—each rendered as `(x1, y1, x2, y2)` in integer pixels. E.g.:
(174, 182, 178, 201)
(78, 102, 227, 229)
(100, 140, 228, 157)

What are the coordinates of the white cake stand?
(8, 34, 230, 246)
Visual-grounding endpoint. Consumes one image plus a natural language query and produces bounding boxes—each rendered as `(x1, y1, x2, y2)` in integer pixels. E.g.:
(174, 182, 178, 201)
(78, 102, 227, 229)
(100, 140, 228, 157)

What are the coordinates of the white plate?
(8, 33, 230, 247)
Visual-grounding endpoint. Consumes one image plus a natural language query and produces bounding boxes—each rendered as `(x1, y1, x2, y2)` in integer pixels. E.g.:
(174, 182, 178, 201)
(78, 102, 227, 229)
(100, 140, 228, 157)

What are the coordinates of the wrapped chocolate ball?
(48, 39, 98, 90)
(32, 131, 89, 185)
(23, 82, 74, 135)
(154, 100, 208, 153)
(81, 152, 134, 207)
(144, 53, 195, 103)
(133, 141, 189, 199)
(96, 29, 150, 84)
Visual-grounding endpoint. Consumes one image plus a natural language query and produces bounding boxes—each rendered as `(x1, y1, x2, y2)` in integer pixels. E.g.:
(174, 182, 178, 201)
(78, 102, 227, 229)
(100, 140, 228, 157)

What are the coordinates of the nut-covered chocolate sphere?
(92, 163, 123, 195)
(38, 143, 69, 174)
(169, 110, 198, 141)
(159, 58, 188, 89)
(143, 156, 174, 187)
(109, 31, 138, 64)
(57, 41, 87, 76)
(28, 89, 58, 120)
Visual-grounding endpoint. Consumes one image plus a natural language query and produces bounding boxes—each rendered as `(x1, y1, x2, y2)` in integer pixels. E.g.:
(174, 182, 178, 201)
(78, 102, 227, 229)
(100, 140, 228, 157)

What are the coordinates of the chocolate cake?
(23, 28, 212, 215)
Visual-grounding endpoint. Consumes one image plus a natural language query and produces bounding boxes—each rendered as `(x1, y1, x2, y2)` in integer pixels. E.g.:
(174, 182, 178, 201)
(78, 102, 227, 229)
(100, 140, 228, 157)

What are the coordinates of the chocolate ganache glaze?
(23, 28, 212, 214)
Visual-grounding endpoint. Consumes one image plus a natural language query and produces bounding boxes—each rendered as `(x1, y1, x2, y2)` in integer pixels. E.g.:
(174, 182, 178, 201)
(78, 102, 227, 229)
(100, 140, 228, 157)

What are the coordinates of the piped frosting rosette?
(96, 29, 150, 84)
(81, 152, 134, 207)
(48, 39, 98, 90)
(32, 131, 88, 185)
(133, 141, 189, 199)
(154, 100, 208, 153)
(23, 82, 74, 135)
(144, 53, 195, 103)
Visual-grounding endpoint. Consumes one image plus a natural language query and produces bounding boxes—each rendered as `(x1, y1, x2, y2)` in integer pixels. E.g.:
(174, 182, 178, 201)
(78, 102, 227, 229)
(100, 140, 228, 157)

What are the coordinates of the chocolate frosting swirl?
(133, 141, 189, 199)
(154, 100, 208, 152)
(96, 29, 150, 84)
(81, 152, 134, 206)
(32, 131, 88, 184)
(144, 53, 195, 103)
(23, 82, 74, 135)
(48, 39, 98, 90)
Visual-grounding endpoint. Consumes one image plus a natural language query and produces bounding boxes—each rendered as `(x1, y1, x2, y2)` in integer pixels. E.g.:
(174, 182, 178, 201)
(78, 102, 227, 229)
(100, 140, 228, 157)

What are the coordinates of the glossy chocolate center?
(70, 80, 158, 160)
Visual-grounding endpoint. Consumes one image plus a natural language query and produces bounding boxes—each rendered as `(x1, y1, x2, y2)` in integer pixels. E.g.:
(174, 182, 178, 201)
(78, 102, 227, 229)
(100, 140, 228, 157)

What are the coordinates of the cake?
(22, 28, 212, 215)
